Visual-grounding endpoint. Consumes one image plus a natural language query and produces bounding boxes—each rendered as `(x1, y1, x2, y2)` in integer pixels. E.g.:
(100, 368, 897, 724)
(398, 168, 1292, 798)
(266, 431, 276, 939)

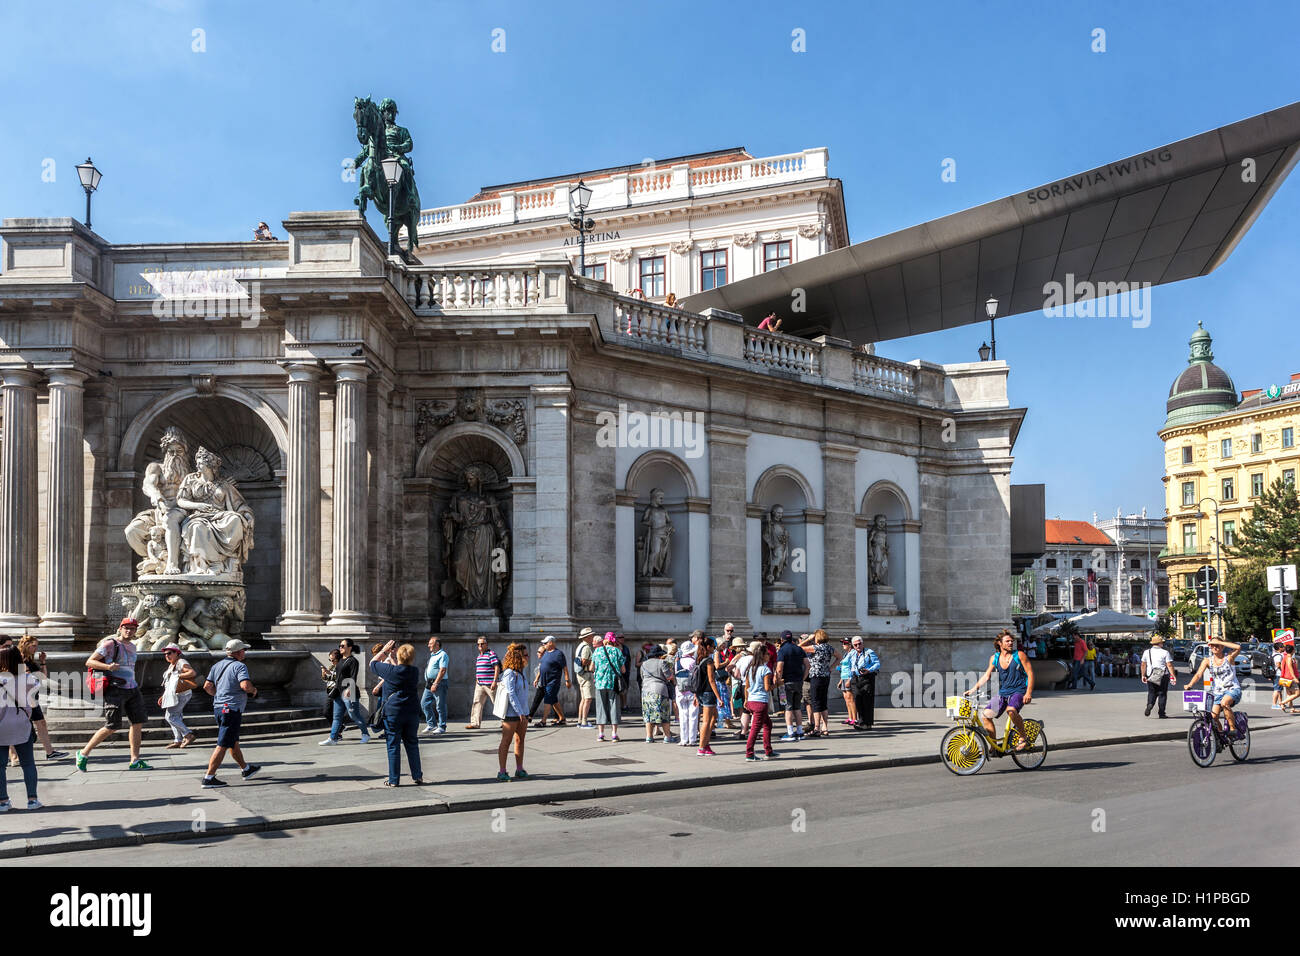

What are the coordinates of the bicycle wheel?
(940, 726, 987, 776)
(1011, 720, 1047, 770)
(1228, 713, 1250, 762)
(1187, 718, 1217, 768)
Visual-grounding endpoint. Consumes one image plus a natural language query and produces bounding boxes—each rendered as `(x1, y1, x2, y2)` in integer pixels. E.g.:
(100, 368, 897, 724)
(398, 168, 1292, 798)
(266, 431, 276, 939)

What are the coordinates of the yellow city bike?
(940, 695, 1047, 775)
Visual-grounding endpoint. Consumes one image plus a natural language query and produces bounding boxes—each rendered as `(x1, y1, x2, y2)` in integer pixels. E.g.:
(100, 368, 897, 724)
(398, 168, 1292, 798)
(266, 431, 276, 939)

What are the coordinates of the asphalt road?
(18, 720, 1300, 867)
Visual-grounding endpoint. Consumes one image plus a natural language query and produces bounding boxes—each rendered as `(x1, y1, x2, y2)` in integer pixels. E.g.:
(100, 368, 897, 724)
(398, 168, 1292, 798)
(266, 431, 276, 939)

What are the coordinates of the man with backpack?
(76, 618, 152, 772)
(1140, 634, 1177, 719)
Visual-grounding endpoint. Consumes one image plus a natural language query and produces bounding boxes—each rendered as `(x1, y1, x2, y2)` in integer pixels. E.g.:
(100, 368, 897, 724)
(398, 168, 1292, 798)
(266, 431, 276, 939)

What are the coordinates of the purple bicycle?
(1183, 689, 1250, 768)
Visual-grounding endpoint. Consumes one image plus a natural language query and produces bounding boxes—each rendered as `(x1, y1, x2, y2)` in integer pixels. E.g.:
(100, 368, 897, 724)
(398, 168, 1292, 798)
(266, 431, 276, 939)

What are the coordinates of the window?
(638, 256, 665, 298)
(1045, 558, 1057, 569)
(1183, 524, 1197, 551)
(1285, 469, 1296, 488)
(1072, 558, 1083, 569)
(1181, 446, 1193, 464)
(1182, 481, 1196, 506)
(700, 249, 727, 291)
(1221, 438, 1233, 458)
(1284, 427, 1295, 448)
(1184, 573, 1196, 590)
(762, 240, 791, 272)
(1131, 581, 1144, 608)
(582, 262, 606, 281)
(1251, 472, 1264, 497)
(1222, 520, 1236, 548)
(1046, 584, 1059, 606)
(1222, 476, 1235, 500)
(1130, 558, 1141, 569)
(1071, 582, 1085, 607)
(1098, 583, 1111, 607)
(1158, 584, 1169, 607)
(1252, 433, 1263, 454)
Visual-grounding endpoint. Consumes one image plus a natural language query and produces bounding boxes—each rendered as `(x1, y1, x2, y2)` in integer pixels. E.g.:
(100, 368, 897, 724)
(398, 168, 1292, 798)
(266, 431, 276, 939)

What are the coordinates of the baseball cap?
(224, 639, 251, 654)
(541, 635, 556, 645)
(781, 630, 794, 642)
(162, 643, 182, 653)
(119, 617, 139, 631)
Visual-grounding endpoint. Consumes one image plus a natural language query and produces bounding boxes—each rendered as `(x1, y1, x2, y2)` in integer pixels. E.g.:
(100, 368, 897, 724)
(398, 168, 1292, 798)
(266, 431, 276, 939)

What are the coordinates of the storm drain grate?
(585, 757, 642, 766)
(542, 806, 629, 821)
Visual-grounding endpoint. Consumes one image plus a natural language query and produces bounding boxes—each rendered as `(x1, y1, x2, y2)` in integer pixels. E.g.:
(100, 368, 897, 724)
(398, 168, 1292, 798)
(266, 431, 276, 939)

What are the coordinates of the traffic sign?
(1273, 628, 1296, 645)
(1196, 565, 1218, 588)
(1272, 591, 1294, 610)
(1268, 564, 1298, 592)
(1217, 593, 1227, 607)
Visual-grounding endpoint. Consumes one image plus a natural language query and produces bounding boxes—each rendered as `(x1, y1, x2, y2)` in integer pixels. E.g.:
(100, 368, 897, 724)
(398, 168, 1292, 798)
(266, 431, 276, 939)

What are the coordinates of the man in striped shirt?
(465, 636, 502, 730)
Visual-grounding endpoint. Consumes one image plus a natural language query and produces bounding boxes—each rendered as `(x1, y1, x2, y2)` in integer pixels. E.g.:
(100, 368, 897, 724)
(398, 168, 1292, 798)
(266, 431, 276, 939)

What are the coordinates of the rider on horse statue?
(353, 96, 421, 255)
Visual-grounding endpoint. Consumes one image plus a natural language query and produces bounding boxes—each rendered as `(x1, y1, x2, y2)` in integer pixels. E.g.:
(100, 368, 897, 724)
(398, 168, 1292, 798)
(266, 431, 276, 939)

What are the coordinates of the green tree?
(1227, 476, 1300, 565)
(1223, 562, 1274, 641)
(1168, 593, 1204, 639)
(1153, 615, 1175, 640)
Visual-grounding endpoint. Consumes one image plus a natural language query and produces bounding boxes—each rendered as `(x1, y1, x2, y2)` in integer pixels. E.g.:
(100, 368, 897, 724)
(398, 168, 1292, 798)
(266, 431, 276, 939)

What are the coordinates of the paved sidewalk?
(1, 678, 1288, 859)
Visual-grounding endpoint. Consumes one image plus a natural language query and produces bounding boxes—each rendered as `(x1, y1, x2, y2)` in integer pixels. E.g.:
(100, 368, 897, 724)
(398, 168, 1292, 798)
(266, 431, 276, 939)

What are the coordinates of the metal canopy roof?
(681, 102, 1300, 343)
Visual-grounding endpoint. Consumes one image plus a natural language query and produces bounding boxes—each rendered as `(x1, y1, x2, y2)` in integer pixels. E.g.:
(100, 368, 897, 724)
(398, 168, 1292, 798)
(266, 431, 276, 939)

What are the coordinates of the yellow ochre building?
(1159, 321, 1300, 623)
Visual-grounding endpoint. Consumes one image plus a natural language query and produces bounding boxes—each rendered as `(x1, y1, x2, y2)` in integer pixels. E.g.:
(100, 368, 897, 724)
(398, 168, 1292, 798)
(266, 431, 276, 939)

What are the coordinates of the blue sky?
(1, 0, 1297, 523)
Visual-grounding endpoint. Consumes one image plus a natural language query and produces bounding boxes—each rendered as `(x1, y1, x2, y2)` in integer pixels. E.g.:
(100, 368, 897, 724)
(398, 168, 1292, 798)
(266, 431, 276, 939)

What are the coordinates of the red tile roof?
(1044, 520, 1114, 546)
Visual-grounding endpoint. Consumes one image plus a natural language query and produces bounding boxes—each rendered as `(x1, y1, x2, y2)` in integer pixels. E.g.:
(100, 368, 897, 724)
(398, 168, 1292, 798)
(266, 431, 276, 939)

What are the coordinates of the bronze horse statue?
(353, 96, 421, 255)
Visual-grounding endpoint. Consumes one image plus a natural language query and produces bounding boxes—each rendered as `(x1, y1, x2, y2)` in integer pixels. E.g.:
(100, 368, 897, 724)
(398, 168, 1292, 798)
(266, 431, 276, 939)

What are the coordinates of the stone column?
(279, 362, 323, 625)
(821, 442, 861, 632)
(0, 369, 41, 629)
(42, 369, 89, 627)
(531, 384, 574, 630)
(329, 362, 370, 626)
(705, 425, 753, 633)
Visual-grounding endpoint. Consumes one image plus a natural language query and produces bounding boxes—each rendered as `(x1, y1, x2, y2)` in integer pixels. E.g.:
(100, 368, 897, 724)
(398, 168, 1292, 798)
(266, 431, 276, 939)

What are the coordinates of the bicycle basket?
(945, 696, 974, 720)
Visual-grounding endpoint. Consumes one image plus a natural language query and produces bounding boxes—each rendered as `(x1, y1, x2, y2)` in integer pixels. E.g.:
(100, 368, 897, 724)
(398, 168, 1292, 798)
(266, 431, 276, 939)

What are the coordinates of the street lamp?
(984, 295, 999, 360)
(75, 157, 102, 230)
(977, 342, 991, 362)
(1197, 497, 1223, 639)
(568, 179, 595, 274)
(380, 155, 402, 257)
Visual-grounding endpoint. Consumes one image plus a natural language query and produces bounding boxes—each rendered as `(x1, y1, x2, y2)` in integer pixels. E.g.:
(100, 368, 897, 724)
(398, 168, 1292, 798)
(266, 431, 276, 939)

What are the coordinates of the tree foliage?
(1223, 562, 1274, 641)
(1227, 477, 1300, 565)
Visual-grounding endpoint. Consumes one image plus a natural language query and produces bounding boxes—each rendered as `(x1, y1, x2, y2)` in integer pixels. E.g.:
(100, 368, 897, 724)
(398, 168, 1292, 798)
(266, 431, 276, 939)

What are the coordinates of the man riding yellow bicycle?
(967, 630, 1035, 751)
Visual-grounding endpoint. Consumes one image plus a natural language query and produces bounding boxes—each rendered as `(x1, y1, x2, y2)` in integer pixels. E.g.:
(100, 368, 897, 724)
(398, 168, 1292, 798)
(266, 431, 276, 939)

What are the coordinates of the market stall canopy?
(1068, 608, 1157, 634)
(681, 101, 1300, 342)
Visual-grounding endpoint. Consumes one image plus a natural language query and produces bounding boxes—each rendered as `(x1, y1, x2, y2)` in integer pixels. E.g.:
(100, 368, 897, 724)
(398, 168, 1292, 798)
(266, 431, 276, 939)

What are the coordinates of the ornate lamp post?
(985, 295, 999, 360)
(568, 179, 594, 274)
(75, 157, 102, 230)
(977, 342, 991, 362)
(381, 155, 402, 257)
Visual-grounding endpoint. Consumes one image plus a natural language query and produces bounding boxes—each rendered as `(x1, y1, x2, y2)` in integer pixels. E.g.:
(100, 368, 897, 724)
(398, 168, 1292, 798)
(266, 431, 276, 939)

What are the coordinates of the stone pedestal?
(440, 607, 503, 634)
(762, 581, 805, 614)
(868, 584, 900, 616)
(112, 577, 247, 651)
(635, 576, 691, 613)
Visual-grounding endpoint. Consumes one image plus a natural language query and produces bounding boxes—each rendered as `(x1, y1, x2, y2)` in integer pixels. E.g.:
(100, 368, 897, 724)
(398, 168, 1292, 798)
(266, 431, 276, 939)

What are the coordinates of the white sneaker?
(433, 727, 446, 735)
(26, 799, 42, 810)
(360, 735, 372, 744)
(318, 738, 340, 746)
(421, 725, 435, 734)
(1272, 704, 1283, 711)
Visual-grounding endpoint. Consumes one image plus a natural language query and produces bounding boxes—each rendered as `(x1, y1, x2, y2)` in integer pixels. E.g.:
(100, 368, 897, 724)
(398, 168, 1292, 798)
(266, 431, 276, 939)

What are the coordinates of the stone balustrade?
(615, 296, 708, 354)
(417, 148, 830, 235)
(744, 327, 819, 374)
(854, 352, 918, 397)
(385, 260, 979, 411)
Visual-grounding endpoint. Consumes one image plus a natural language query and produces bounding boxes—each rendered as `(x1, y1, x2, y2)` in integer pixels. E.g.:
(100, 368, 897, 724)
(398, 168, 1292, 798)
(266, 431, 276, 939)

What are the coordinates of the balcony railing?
(744, 327, 818, 374)
(417, 148, 830, 236)
(854, 353, 917, 398)
(616, 296, 708, 354)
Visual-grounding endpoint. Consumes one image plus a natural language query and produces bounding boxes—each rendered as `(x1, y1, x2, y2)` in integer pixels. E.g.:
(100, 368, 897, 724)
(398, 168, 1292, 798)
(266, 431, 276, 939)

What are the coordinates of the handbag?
(0, 679, 34, 747)
(603, 647, 628, 694)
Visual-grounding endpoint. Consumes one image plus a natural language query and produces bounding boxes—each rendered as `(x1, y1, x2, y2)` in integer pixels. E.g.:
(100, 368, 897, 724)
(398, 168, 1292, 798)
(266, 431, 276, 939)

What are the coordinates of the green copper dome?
(1164, 321, 1238, 428)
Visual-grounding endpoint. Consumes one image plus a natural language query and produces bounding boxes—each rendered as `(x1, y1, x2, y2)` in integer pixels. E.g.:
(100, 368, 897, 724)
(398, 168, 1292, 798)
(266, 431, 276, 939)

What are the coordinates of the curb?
(0, 722, 1284, 859)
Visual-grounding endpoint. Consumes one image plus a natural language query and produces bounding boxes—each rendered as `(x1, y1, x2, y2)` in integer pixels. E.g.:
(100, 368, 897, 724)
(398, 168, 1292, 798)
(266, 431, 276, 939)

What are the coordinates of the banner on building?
(1087, 569, 1097, 610)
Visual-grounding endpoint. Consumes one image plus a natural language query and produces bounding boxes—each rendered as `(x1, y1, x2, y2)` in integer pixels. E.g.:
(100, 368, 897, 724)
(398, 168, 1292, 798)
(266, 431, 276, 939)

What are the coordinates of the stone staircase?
(41, 706, 330, 747)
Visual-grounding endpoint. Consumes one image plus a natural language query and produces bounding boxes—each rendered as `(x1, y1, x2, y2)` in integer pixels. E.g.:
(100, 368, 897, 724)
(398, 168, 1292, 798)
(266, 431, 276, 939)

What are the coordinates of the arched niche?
(118, 390, 286, 636)
(752, 465, 812, 610)
(862, 479, 915, 613)
(414, 421, 523, 630)
(625, 450, 695, 606)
